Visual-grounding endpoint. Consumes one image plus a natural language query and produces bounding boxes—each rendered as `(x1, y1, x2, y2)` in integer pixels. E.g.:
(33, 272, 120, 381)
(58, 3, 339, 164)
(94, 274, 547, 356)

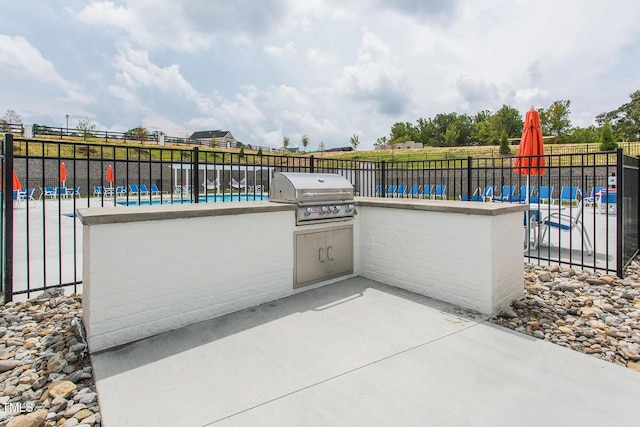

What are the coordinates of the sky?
(1, 1, 639, 150)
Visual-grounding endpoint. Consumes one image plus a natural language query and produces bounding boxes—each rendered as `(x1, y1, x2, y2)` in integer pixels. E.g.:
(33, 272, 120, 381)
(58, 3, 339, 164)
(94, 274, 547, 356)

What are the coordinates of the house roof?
(189, 130, 232, 140)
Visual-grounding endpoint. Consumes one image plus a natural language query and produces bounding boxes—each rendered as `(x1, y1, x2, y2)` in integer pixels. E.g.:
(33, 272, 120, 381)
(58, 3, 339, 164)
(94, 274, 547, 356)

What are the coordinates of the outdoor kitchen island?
(78, 197, 526, 353)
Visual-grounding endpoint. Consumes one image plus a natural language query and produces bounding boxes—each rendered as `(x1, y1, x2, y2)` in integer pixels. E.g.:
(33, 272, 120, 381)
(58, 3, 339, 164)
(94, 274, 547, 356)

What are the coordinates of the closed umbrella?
(13, 170, 22, 191)
(60, 162, 67, 188)
(106, 165, 114, 189)
(514, 109, 546, 250)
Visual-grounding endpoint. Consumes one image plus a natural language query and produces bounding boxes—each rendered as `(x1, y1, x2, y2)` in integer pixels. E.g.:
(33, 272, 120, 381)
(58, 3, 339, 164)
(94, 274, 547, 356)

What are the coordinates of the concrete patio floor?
(91, 277, 640, 427)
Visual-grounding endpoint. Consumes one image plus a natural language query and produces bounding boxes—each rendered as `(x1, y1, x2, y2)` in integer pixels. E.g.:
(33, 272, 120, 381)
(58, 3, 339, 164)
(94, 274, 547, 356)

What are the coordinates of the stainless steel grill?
(270, 172, 356, 225)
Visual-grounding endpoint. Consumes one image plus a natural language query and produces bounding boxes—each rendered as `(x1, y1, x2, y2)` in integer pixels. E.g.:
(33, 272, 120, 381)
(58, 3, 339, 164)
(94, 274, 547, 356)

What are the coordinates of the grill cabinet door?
(294, 225, 353, 288)
(324, 227, 353, 279)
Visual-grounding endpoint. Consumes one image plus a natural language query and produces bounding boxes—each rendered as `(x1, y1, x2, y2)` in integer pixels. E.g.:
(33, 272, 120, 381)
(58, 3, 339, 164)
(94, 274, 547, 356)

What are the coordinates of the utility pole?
(65, 114, 69, 137)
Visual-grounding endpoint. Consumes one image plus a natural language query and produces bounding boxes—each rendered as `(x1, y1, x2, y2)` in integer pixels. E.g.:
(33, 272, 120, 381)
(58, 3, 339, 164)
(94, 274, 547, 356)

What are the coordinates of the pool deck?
(91, 276, 640, 427)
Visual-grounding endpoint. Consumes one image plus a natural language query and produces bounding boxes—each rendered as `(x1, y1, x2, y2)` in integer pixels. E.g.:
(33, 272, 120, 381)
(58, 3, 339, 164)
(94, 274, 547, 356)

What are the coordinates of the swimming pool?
(117, 193, 269, 206)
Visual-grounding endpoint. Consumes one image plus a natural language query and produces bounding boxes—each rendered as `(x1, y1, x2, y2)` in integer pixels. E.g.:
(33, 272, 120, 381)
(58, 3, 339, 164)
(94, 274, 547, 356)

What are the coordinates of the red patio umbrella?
(60, 162, 67, 187)
(514, 109, 546, 180)
(515, 109, 546, 251)
(106, 165, 114, 188)
(13, 170, 22, 191)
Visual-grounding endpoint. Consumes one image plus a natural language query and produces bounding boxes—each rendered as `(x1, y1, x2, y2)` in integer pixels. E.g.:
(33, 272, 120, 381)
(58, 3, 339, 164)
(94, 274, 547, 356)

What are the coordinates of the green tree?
(453, 114, 474, 146)
(374, 136, 387, 147)
(539, 100, 572, 140)
(389, 122, 416, 143)
(563, 126, 599, 143)
(596, 90, 640, 141)
(301, 135, 309, 152)
(474, 109, 491, 123)
(489, 105, 523, 139)
(126, 127, 149, 142)
(76, 117, 96, 141)
(430, 113, 458, 146)
(257, 147, 263, 156)
(444, 123, 460, 147)
(599, 122, 618, 151)
(499, 130, 511, 155)
(471, 120, 495, 145)
(349, 134, 360, 150)
(283, 136, 290, 150)
(415, 117, 436, 145)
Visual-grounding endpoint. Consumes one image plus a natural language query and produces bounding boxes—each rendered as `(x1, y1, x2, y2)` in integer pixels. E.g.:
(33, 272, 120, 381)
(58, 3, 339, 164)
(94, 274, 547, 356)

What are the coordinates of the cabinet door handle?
(319, 248, 326, 263)
(326, 246, 334, 261)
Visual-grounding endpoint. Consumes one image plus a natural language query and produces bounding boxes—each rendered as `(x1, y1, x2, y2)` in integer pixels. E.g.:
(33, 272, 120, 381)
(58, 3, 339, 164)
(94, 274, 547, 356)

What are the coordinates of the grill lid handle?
(301, 191, 352, 197)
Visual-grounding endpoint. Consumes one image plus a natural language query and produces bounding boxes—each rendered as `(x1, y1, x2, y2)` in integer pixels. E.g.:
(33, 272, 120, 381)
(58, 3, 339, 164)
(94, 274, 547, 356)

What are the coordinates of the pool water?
(117, 193, 269, 206)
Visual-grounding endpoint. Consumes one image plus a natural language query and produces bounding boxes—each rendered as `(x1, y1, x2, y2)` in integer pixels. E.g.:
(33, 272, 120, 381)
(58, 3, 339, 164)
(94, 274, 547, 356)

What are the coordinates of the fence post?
(616, 148, 623, 277)
(2, 134, 14, 303)
(193, 147, 199, 203)
(467, 156, 473, 200)
(309, 155, 315, 173)
(381, 160, 386, 197)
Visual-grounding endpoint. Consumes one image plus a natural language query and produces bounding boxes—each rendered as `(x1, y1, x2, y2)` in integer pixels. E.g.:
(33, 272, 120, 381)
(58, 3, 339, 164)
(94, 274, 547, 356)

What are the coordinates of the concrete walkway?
(91, 277, 640, 427)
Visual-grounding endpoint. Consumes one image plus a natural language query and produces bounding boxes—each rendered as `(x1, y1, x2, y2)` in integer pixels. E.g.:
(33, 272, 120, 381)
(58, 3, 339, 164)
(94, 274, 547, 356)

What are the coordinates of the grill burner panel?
(270, 172, 357, 225)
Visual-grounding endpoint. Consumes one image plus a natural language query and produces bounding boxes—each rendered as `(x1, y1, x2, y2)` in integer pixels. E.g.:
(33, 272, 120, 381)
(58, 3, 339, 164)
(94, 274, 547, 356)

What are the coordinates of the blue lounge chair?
(58, 187, 71, 199)
(552, 186, 580, 206)
(385, 184, 397, 197)
(396, 184, 408, 198)
(495, 185, 517, 202)
(481, 185, 496, 202)
(139, 184, 150, 196)
(530, 186, 553, 204)
(93, 186, 104, 197)
(431, 185, 447, 200)
(43, 186, 58, 200)
(375, 185, 383, 197)
(150, 183, 167, 195)
(509, 186, 535, 203)
(115, 186, 127, 197)
(407, 184, 421, 198)
(583, 186, 606, 207)
(460, 188, 483, 202)
(128, 184, 139, 196)
(420, 184, 433, 199)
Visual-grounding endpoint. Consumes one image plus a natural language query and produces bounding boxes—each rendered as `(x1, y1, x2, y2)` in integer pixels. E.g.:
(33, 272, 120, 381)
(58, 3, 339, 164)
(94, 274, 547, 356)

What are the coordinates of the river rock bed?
(0, 289, 99, 427)
(490, 261, 640, 372)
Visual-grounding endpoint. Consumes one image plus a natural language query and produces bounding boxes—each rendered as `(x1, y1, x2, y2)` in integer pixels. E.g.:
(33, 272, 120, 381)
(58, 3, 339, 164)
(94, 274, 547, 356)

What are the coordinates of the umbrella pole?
(525, 175, 531, 251)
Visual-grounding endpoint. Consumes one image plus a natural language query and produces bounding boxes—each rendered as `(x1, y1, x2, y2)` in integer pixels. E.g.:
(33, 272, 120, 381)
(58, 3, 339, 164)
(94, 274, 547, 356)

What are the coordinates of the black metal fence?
(2, 135, 639, 302)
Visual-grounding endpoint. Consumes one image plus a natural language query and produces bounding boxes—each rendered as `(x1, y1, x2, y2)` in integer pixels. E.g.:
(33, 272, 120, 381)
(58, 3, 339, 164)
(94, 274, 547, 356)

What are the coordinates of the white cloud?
(263, 42, 296, 58)
(0, 35, 94, 106)
(339, 29, 412, 115)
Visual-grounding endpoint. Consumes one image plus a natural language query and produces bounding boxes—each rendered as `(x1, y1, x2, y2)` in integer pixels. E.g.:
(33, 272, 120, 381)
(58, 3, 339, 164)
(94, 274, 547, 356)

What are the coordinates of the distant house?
(189, 130, 238, 148)
(375, 141, 423, 150)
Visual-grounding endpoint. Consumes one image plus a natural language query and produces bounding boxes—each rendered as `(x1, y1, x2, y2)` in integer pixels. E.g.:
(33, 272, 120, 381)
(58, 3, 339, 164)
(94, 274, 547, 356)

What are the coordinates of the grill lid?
(270, 172, 354, 203)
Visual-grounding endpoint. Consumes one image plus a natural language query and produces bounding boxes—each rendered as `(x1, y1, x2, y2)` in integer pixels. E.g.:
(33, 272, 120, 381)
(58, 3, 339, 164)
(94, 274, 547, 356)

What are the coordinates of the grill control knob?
(304, 207, 313, 216)
(345, 204, 355, 212)
(320, 206, 329, 214)
(333, 205, 341, 213)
